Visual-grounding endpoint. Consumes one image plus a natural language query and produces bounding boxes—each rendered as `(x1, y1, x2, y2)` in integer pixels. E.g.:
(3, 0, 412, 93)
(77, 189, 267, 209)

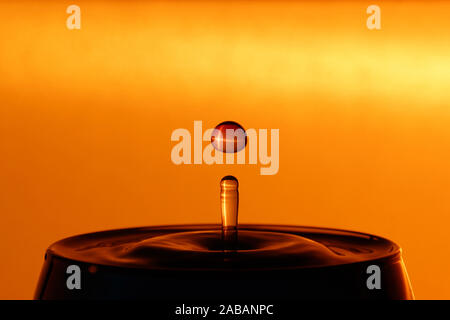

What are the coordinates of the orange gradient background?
(1, 0, 450, 299)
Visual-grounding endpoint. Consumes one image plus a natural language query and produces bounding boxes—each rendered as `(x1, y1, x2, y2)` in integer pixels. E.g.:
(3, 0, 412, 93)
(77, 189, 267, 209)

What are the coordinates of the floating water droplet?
(220, 175, 239, 250)
(211, 121, 247, 153)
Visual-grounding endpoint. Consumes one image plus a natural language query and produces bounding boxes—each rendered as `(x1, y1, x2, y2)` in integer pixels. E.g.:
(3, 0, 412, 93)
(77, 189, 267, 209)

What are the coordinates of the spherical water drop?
(211, 121, 247, 153)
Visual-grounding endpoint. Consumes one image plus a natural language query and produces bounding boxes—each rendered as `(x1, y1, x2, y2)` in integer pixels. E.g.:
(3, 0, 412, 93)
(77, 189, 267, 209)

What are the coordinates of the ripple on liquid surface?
(49, 225, 397, 270)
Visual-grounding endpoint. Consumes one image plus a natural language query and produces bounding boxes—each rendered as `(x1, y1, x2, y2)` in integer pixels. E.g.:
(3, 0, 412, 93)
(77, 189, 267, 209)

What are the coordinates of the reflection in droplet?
(211, 121, 247, 153)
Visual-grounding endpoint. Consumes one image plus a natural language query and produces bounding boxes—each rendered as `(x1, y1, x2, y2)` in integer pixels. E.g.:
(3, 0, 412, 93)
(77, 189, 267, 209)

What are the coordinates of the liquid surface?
(49, 225, 399, 270)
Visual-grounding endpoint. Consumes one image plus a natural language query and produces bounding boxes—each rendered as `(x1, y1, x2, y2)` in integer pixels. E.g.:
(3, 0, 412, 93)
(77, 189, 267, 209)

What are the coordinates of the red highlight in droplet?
(211, 121, 247, 153)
